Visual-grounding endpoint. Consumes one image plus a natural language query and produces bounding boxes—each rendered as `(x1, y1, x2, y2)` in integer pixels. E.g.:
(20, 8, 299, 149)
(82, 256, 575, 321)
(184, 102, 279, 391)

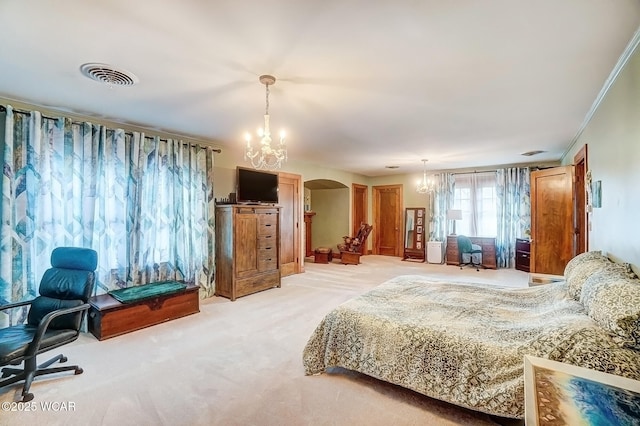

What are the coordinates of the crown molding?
(563, 26, 640, 161)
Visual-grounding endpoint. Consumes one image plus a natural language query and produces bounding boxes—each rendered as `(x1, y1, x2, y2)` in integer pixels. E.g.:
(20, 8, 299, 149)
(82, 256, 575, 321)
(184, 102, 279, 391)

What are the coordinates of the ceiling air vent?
(521, 150, 546, 157)
(80, 63, 139, 87)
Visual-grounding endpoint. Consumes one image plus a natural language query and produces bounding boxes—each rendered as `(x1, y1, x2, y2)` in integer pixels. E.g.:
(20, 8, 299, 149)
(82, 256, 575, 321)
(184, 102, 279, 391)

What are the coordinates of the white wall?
(563, 39, 640, 274)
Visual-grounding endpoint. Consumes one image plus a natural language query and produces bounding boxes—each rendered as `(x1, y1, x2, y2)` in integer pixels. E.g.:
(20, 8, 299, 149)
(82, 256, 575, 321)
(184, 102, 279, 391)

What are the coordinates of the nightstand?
(515, 238, 531, 272)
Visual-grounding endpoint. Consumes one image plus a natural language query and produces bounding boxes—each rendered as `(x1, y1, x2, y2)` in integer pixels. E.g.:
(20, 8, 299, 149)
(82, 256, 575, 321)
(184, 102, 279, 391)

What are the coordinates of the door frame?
(278, 171, 302, 276)
(573, 145, 588, 253)
(352, 183, 368, 252)
(372, 184, 403, 256)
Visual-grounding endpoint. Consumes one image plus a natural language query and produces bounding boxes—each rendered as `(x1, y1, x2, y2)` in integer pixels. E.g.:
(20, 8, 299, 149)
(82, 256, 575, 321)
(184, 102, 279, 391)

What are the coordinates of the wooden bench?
(88, 283, 200, 340)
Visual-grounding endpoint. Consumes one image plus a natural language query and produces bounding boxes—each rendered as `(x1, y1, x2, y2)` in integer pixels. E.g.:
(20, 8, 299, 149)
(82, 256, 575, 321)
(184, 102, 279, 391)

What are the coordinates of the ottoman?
(314, 247, 333, 264)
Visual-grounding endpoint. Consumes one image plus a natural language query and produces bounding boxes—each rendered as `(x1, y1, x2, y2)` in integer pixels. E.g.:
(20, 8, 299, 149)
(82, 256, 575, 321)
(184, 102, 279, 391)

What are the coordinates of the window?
(453, 172, 497, 237)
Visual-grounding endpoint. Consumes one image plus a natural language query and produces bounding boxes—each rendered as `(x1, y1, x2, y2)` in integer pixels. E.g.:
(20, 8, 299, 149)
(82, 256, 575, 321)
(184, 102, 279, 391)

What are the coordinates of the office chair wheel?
(75, 367, 83, 375)
(60, 356, 68, 363)
(22, 392, 34, 402)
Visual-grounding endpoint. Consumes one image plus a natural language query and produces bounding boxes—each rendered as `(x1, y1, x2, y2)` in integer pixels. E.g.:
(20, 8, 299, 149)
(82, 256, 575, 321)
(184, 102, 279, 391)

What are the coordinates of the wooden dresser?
(446, 235, 497, 269)
(215, 205, 281, 301)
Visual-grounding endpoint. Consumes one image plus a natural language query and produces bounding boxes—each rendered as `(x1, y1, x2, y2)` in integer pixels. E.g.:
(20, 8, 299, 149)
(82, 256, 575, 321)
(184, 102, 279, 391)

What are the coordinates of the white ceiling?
(0, 1, 638, 176)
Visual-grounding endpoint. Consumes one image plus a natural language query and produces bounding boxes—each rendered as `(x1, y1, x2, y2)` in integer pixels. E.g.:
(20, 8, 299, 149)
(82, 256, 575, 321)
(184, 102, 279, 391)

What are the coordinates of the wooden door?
(574, 145, 588, 254)
(352, 183, 368, 252)
(278, 172, 302, 276)
(373, 184, 403, 256)
(530, 166, 575, 275)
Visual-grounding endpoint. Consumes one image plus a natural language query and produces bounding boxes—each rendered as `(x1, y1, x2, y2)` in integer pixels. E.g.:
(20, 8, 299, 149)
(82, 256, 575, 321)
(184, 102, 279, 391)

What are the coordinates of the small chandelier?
(416, 159, 435, 194)
(243, 74, 287, 169)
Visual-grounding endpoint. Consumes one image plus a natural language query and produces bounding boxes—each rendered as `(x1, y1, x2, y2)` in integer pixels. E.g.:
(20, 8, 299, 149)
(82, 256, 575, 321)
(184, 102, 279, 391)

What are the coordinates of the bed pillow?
(580, 263, 640, 349)
(564, 251, 607, 300)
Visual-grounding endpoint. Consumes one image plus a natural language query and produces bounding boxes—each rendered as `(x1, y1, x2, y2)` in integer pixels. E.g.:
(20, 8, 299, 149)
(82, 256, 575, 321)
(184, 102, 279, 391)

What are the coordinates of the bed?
(302, 252, 640, 419)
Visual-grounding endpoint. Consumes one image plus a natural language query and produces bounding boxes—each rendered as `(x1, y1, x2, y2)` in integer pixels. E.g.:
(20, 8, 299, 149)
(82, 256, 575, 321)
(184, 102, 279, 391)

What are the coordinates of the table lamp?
(447, 209, 462, 235)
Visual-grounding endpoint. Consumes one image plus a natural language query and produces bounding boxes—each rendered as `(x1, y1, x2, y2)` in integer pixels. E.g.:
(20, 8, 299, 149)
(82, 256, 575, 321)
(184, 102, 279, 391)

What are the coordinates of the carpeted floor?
(0, 255, 529, 426)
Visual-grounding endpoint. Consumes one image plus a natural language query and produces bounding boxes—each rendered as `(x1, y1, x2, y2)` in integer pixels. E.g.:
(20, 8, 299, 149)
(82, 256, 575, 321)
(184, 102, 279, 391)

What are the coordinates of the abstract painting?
(525, 356, 640, 425)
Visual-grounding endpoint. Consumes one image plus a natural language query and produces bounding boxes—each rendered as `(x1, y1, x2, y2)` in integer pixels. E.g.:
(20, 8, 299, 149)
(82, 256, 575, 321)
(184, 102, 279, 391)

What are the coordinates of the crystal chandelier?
(243, 74, 287, 169)
(416, 159, 435, 194)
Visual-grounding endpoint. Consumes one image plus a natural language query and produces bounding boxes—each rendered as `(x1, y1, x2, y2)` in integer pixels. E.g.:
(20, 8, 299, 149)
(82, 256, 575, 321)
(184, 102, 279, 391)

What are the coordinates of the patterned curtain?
(121, 133, 215, 295)
(496, 167, 531, 268)
(0, 106, 215, 326)
(428, 172, 454, 242)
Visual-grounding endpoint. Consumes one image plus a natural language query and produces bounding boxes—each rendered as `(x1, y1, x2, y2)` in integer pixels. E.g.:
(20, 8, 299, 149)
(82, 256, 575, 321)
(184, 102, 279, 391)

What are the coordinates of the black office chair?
(0, 247, 97, 402)
(457, 235, 483, 271)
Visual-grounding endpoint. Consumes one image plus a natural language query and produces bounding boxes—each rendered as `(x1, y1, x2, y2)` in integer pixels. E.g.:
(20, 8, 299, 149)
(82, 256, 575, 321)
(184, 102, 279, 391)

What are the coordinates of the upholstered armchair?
(0, 247, 97, 402)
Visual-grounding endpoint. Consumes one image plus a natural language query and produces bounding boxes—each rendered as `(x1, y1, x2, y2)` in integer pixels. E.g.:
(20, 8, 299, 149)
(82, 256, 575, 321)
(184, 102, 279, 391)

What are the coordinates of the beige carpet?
(0, 256, 529, 426)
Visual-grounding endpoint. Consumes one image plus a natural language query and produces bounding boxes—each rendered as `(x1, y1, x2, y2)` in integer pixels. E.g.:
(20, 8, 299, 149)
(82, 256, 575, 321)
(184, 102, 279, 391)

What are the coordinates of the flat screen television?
(236, 167, 279, 204)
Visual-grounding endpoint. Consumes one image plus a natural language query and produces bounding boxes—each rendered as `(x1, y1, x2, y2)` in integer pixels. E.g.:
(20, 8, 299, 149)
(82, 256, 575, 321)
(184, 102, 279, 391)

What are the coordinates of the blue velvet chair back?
(457, 235, 473, 254)
(27, 247, 98, 330)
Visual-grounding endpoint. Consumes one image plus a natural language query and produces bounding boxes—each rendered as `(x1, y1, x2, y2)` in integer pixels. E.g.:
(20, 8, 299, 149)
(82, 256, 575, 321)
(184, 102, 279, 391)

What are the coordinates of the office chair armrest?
(0, 299, 34, 312)
(26, 303, 91, 357)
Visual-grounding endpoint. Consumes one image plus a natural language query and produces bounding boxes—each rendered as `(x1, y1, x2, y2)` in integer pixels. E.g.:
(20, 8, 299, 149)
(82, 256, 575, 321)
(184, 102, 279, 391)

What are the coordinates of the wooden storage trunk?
(88, 284, 200, 340)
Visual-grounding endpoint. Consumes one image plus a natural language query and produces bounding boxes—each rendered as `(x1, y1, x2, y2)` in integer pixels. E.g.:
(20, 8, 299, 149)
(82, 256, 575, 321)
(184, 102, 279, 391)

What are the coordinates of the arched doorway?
(303, 179, 349, 257)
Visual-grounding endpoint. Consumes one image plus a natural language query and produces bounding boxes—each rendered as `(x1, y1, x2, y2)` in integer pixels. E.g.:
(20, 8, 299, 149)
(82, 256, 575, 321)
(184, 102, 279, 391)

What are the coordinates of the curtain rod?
(0, 105, 222, 153)
(450, 170, 497, 176)
(449, 165, 548, 175)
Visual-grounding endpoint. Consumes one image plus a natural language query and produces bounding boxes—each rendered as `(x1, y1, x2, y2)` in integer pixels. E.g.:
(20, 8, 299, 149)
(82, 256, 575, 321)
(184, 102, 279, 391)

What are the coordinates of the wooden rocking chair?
(337, 223, 373, 264)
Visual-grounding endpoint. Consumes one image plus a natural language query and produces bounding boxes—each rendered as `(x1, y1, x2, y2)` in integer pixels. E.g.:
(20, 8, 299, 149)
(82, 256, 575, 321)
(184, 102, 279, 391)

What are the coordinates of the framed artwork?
(592, 180, 602, 208)
(417, 217, 423, 226)
(417, 210, 423, 217)
(416, 242, 422, 250)
(417, 226, 423, 234)
(524, 356, 640, 425)
(417, 234, 422, 242)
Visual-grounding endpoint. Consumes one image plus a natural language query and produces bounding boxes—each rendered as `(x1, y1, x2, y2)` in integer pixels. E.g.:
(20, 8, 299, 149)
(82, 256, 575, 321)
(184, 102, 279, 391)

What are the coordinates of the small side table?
(528, 273, 565, 287)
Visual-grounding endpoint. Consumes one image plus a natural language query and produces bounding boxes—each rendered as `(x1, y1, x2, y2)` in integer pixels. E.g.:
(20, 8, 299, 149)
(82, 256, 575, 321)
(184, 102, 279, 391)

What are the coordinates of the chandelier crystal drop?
(243, 74, 287, 169)
(416, 159, 435, 194)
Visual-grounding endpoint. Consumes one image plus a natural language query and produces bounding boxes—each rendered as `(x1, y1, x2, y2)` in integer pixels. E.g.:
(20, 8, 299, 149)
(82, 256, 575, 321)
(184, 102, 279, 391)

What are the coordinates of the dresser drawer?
(446, 248, 459, 264)
(516, 238, 530, 252)
(236, 271, 280, 296)
(258, 258, 278, 271)
(258, 220, 278, 236)
(259, 213, 278, 224)
(516, 251, 530, 272)
(257, 235, 277, 248)
(482, 244, 496, 258)
(258, 246, 277, 260)
(482, 252, 497, 266)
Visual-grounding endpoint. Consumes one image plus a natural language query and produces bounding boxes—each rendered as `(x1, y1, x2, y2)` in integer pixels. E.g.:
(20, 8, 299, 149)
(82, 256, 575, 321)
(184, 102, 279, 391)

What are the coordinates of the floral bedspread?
(302, 275, 640, 419)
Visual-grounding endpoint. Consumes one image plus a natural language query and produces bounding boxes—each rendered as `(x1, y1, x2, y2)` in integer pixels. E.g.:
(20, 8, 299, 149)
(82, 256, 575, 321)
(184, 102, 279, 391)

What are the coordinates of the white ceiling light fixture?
(243, 74, 287, 170)
(416, 159, 435, 194)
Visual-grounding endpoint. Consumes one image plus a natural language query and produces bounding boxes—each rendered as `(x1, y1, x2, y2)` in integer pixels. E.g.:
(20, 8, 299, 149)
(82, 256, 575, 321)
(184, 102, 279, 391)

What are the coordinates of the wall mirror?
(403, 207, 426, 262)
